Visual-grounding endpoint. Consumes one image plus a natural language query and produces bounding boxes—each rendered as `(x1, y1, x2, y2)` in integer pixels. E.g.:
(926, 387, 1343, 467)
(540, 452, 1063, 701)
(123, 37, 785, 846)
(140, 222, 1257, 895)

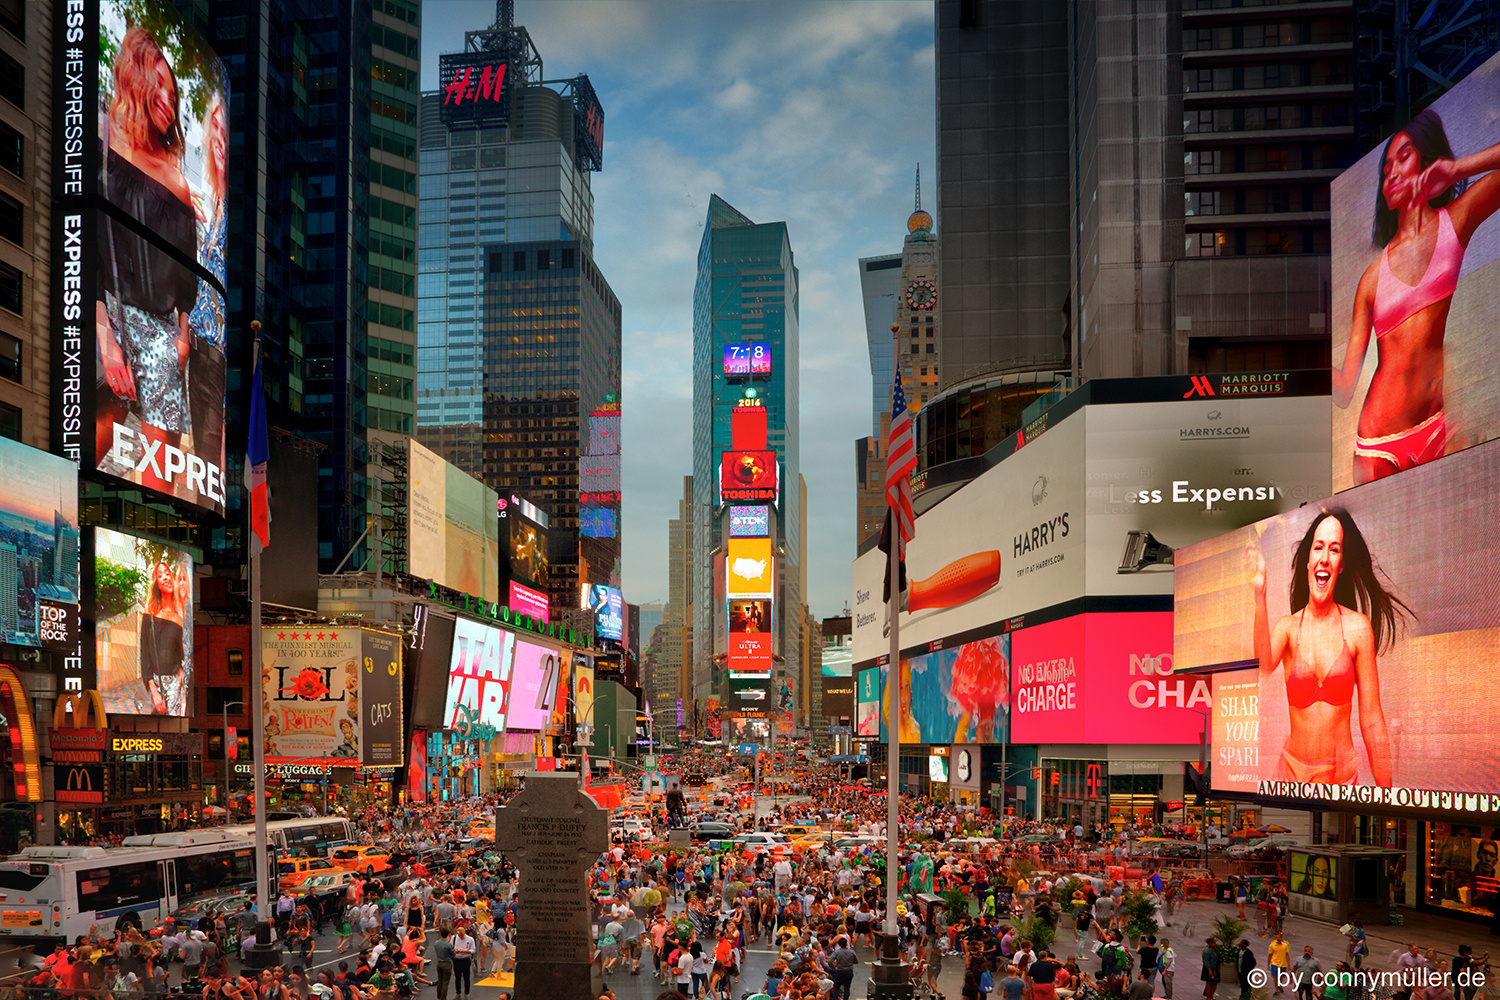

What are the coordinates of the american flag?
(884, 370, 917, 543)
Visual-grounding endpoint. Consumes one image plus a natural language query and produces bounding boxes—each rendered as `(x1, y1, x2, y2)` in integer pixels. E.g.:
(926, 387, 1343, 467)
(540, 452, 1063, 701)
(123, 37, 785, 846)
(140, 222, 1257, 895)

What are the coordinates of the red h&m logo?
(443, 63, 507, 106)
(1183, 375, 1216, 398)
(1086, 763, 1103, 798)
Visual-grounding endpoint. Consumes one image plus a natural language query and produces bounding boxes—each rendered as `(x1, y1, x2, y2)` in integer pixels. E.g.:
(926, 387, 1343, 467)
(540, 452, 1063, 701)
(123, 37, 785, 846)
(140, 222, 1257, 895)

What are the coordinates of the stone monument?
(493, 771, 609, 998)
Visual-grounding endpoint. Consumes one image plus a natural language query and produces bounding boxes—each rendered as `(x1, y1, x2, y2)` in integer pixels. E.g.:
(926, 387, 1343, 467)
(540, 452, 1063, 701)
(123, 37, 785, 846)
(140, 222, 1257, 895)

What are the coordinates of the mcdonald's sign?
(53, 690, 107, 731)
(0, 665, 41, 802)
(55, 764, 103, 804)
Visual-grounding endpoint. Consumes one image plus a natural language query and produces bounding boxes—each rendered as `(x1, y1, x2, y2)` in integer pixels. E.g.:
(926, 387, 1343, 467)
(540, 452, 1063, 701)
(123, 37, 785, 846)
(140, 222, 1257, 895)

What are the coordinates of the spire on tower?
(907, 164, 933, 236)
(914, 164, 922, 213)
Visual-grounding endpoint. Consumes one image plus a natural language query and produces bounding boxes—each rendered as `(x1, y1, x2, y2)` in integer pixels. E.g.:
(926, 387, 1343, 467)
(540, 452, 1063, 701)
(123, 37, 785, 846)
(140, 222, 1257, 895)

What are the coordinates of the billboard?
(1175, 439, 1500, 800)
(889, 634, 1011, 744)
(437, 51, 511, 129)
(777, 675, 795, 731)
(1330, 52, 1500, 492)
(574, 661, 595, 731)
(726, 538, 774, 598)
(1210, 668, 1261, 793)
(261, 627, 361, 763)
(0, 438, 80, 651)
(579, 507, 616, 538)
(406, 609, 455, 732)
(1009, 612, 1206, 745)
(94, 527, 193, 716)
(53, 2, 230, 513)
(442, 617, 513, 732)
(359, 629, 403, 768)
(408, 440, 500, 603)
(852, 411, 1086, 664)
(856, 665, 884, 738)
(1289, 852, 1338, 900)
(728, 599, 772, 674)
(584, 584, 623, 642)
(723, 343, 772, 376)
(720, 450, 778, 503)
(505, 640, 562, 731)
(729, 505, 770, 537)
(500, 493, 549, 618)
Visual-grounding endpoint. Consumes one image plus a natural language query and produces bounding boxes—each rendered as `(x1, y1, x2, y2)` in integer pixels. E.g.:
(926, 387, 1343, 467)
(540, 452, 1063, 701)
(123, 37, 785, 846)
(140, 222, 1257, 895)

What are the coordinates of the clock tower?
(898, 167, 940, 410)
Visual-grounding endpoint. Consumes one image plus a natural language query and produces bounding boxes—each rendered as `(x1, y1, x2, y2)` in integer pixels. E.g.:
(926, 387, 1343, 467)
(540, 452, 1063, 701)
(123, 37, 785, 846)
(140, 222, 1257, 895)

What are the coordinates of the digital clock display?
(723, 344, 771, 375)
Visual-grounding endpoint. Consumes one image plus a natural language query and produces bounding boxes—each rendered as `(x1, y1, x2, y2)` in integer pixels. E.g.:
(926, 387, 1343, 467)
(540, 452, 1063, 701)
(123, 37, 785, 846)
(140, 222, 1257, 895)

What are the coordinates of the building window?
(0, 190, 19, 245)
(0, 330, 17, 383)
(537, 249, 550, 270)
(0, 121, 20, 178)
(0, 0, 23, 39)
(513, 251, 526, 271)
(0, 49, 19, 107)
(207, 687, 244, 714)
(0, 400, 17, 440)
(227, 648, 244, 676)
(561, 247, 575, 269)
(0, 260, 20, 314)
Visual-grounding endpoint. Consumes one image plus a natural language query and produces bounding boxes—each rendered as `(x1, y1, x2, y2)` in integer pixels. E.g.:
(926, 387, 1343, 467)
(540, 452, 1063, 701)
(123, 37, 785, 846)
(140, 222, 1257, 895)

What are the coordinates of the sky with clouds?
(421, 0, 935, 620)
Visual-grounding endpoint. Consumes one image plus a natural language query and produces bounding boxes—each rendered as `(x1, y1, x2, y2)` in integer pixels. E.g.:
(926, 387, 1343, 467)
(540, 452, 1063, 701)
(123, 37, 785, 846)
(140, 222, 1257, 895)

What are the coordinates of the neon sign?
(443, 63, 507, 106)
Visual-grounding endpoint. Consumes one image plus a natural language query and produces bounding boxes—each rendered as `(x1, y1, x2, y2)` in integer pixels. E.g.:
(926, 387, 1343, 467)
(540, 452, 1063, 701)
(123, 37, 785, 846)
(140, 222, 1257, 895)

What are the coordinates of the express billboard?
(409, 440, 500, 604)
(0, 438, 80, 651)
(1175, 438, 1500, 801)
(94, 527, 193, 716)
(53, 1, 230, 513)
(1330, 52, 1500, 493)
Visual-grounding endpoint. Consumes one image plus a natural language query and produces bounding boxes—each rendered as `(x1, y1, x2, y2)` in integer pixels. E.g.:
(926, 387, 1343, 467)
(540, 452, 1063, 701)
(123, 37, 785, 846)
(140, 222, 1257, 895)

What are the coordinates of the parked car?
(1226, 836, 1302, 858)
(330, 845, 393, 873)
(731, 832, 790, 855)
(690, 821, 737, 842)
(169, 891, 255, 928)
(298, 871, 360, 922)
(277, 856, 338, 890)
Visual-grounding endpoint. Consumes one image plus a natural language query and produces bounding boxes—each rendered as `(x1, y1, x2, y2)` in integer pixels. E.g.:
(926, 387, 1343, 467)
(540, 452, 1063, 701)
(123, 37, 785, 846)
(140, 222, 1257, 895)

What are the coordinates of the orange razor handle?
(908, 551, 1001, 612)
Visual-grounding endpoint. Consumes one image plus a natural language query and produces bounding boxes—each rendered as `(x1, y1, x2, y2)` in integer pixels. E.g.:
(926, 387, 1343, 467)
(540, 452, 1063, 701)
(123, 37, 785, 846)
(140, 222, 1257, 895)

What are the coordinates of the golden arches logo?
(0, 666, 40, 802)
(53, 690, 108, 730)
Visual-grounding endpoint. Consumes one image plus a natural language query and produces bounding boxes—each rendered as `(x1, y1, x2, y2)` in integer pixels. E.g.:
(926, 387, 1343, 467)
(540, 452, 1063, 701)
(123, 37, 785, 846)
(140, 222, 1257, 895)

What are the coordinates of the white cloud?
(421, 0, 936, 618)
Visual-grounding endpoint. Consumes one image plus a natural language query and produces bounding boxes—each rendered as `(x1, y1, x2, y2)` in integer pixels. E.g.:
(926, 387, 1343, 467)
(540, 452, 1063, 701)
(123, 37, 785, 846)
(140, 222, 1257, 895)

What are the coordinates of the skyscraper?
(416, 10, 618, 610)
(178, 0, 422, 571)
(691, 195, 801, 713)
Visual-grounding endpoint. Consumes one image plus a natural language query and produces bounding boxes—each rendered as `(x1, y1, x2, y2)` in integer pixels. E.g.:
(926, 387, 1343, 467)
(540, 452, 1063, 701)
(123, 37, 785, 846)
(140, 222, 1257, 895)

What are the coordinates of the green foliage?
(1212, 913, 1250, 967)
(95, 558, 145, 621)
(1014, 855, 1037, 878)
(1121, 888, 1159, 940)
(1054, 875, 1085, 906)
(98, 1, 226, 123)
(1017, 913, 1056, 952)
(941, 887, 972, 925)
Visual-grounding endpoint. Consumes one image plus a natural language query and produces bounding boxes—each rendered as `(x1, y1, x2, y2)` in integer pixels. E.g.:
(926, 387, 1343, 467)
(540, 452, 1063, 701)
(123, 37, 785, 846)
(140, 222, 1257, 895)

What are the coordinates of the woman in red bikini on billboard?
(1246, 509, 1412, 786)
(1333, 110, 1500, 484)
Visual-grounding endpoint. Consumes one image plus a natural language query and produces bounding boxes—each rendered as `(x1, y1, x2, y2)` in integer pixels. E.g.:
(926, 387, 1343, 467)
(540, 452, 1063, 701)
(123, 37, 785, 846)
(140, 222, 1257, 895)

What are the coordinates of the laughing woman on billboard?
(1246, 509, 1412, 786)
(1333, 110, 1500, 484)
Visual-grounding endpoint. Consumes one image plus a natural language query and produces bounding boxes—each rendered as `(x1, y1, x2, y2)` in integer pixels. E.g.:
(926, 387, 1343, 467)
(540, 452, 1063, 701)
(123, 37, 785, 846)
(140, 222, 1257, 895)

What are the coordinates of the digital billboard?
(723, 343, 772, 376)
(500, 493, 549, 612)
(584, 584, 623, 642)
(729, 505, 770, 537)
(260, 627, 360, 763)
(437, 51, 511, 129)
(1289, 852, 1338, 900)
(359, 629, 404, 768)
(728, 599, 773, 674)
(929, 754, 949, 783)
(443, 617, 513, 731)
(505, 639, 562, 731)
(1210, 668, 1261, 793)
(889, 635, 1010, 744)
(409, 440, 500, 603)
(720, 450, 778, 503)
(53, 2, 230, 513)
(856, 665, 884, 738)
(1009, 612, 1207, 745)
(1175, 439, 1500, 802)
(726, 538, 774, 598)
(1331, 52, 1500, 492)
(0, 438, 80, 651)
(94, 527, 193, 716)
(574, 661, 595, 732)
(579, 507, 617, 538)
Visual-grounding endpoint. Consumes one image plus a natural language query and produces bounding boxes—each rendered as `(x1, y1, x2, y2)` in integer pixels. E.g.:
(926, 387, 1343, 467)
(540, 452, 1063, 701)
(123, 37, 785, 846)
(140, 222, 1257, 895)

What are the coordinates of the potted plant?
(1211, 913, 1249, 984)
(1018, 912, 1056, 952)
(1121, 888, 1160, 947)
(942, 887, 972, 926)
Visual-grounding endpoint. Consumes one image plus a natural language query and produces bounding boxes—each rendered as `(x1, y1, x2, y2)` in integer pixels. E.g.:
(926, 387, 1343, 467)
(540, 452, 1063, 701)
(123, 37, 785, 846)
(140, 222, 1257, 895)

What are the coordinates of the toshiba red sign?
(720, 450, 778, 503)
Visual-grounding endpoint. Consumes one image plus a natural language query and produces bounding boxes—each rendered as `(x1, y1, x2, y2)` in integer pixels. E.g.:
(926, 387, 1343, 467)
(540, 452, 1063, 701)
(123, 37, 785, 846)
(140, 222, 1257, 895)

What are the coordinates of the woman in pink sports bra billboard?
(1331, 56, 1500, 488)
(1245, 508, 1413, 785)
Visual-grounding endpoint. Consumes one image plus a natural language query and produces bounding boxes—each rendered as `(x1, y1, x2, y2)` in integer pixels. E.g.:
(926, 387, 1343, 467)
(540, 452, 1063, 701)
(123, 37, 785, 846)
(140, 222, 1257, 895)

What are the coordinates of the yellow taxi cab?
(330, 845, 392, 873)
(789, 832, 832, 852)
(277, 856, 338, 889)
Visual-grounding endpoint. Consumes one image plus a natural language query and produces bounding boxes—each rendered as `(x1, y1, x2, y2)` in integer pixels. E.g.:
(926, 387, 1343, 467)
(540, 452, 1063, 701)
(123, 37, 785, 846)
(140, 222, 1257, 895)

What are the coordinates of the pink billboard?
(509, 580, 550, 622)
(1011, 613, 1209, 744)
(504, 638, 562, 731)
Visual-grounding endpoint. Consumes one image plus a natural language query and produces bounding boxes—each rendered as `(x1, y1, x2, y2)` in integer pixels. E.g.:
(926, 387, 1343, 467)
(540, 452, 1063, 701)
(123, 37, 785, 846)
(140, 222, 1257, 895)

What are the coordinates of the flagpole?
(247, 322, 271, 941)
(885, 515, 901, 941)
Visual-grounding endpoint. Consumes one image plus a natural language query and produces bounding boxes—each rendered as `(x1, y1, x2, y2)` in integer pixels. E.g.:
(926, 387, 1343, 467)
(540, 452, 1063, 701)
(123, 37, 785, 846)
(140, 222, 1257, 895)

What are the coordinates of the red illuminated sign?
(443, 63, 507, 106)
(728, 633, 772, 673)
(720, 450, 777, 502)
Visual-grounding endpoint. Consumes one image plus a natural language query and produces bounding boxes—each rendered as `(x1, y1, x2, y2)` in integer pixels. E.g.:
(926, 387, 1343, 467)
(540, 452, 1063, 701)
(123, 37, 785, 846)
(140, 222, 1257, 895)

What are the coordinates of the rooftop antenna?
(914, 163, 921, 213)
(495, 0, 513, 30)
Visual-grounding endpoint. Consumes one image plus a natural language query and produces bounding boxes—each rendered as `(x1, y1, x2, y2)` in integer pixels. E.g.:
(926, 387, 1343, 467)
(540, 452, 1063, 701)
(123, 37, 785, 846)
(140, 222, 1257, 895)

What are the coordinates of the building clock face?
(905, 278, 937, 310)
(957, 749, 972, 782)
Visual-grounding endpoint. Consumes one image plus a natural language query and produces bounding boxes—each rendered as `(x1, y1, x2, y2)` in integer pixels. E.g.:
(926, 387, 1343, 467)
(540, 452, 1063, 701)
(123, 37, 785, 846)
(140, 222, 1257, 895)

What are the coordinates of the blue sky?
(421, 0, 936, 619)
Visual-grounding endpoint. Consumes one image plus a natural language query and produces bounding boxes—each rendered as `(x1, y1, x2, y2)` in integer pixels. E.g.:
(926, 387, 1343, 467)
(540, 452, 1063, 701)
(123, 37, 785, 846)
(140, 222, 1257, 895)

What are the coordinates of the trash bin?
(1217, 880, 1235, 903)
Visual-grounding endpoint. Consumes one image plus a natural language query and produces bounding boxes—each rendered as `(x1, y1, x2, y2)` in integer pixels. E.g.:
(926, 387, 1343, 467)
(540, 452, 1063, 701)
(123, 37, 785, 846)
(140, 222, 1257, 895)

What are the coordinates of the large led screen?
(443, 617, 513, 731)
(1210, 668, 1261, 794)
(855, 665, 884, 738)
(53, 2, 230, 513)
(0, 438, 80, 651)
(1175, 439, 1500, 800)
(723, 343, 772, 376)
(729, 505, 770, 538)
(726, 538, 774, 598)
(408, 440, 500, 603)
(502, 494, 549, 605)
(1289, 852, 1338, 900)
(94, 527, 193, 716)
(505, 639, 562, 731)
(728, 599, 772, 675)
(884, 635, 1011, 744)
(584, 584, 623, 642)
(720, 450, 778, 503)
(1330, 52, 1500, 492)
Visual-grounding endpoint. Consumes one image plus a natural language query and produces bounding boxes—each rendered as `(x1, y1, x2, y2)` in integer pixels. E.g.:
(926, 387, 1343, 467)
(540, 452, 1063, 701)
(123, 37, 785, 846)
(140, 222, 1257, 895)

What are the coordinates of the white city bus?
(218, 816, 355, 858)
(0, 830, 264, 942)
